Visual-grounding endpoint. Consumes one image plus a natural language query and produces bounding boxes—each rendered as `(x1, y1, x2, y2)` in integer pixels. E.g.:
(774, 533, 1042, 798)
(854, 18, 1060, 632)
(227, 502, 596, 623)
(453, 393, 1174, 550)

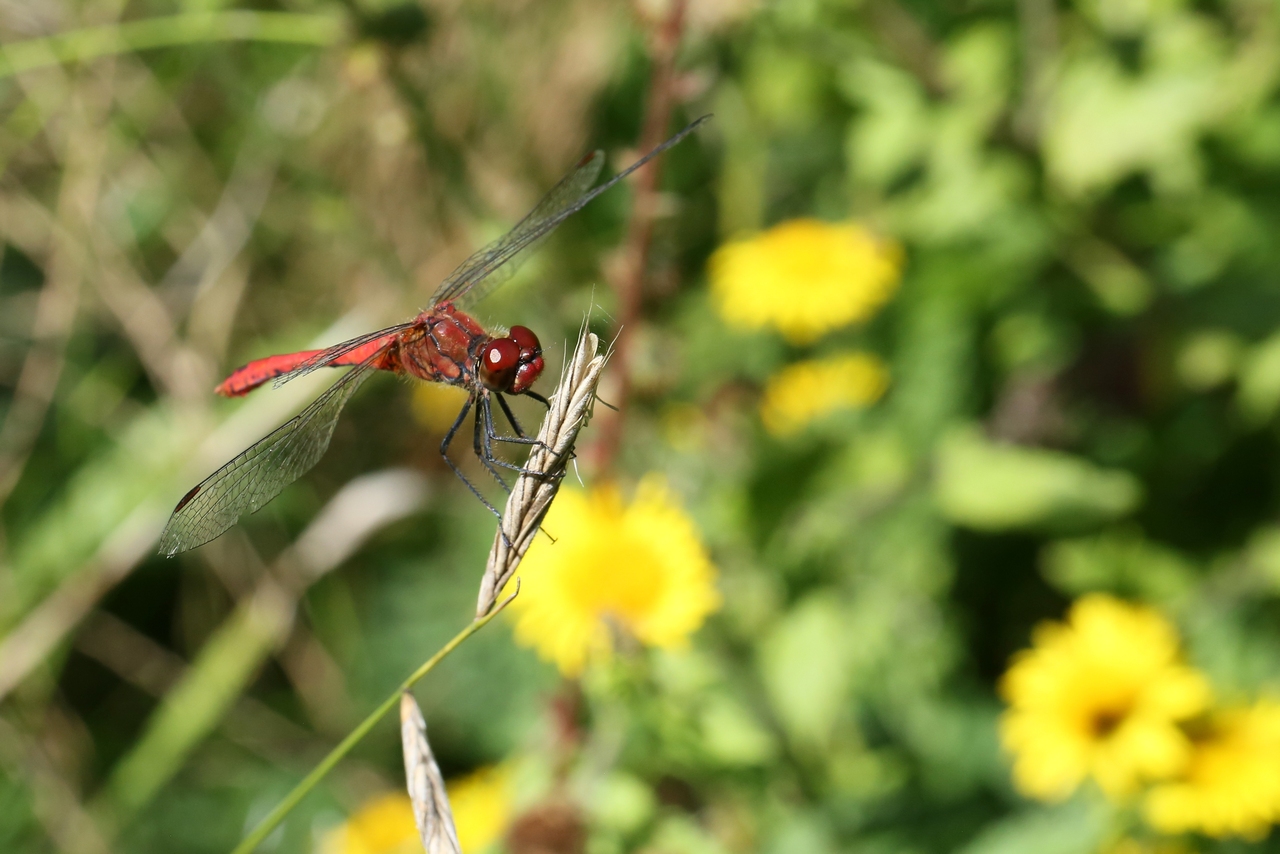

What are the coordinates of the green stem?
(0, 11, 343, 80)
(229, 584, 519, 854)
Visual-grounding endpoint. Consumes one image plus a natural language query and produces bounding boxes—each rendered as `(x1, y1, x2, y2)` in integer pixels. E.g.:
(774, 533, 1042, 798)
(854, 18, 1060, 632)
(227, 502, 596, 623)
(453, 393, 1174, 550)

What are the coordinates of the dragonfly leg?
(473, 398, 514, 495)
(524, 390, 552, 410)
(492, 394, 556, 454)
(501, 392, 574, 473)
(482, 394, 564, 478)
(441, 394, 511, 544)
(496, 393, 531, 439)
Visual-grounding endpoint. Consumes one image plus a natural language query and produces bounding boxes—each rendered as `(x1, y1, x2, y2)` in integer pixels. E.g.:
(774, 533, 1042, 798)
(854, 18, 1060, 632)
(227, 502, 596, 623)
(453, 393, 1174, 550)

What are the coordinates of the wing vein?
(159, 346, 389, 556)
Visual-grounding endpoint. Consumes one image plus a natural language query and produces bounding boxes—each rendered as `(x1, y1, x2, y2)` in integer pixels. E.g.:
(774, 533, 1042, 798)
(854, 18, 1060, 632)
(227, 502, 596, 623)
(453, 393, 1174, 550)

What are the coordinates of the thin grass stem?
(228, 585, 518, 854)
(0, 12, 343, 80)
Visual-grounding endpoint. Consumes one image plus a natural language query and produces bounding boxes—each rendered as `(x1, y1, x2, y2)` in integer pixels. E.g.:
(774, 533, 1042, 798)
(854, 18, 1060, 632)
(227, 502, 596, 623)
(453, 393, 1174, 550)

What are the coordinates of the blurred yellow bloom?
(448, 764, 514, 852)
(1145, 700, 1280, 839)
(509, 476, 721, 676)
(321, 793, 419, 854)
(321, 766, 515, 854)
(709, 219, 902, 344)
(412, 382, 471, 434)
(999, 594, 1211, 802)
(759, 352, 888, 436)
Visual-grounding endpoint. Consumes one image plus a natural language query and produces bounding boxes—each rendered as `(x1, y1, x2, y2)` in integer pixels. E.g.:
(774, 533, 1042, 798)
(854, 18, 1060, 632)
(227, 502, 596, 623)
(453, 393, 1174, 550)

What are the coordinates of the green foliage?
(935, 426, 1143, 531)
(5, 0, 1280, 852)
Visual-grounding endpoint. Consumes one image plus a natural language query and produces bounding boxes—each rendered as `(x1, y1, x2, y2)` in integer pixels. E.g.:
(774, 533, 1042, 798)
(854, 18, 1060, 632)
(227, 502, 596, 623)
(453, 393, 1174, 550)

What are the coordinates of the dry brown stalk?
(593, 0, 689, 473)
(475, 325, 609, 617)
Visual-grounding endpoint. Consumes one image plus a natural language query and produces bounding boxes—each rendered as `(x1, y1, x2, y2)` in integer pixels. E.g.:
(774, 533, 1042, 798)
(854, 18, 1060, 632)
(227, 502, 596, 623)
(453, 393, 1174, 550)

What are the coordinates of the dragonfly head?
(479, 325, 544, 394)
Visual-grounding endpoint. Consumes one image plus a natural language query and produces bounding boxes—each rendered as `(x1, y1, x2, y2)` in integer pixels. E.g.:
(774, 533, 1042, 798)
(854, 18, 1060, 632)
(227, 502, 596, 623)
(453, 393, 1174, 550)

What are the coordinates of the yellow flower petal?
(509, 475, 721, 677)
(709, 219, 902, 345)
(998, 594, 1211, 802)
(758, 352, 889, 436)
(321, 768, 516, 854)
(321, 793, 421, 854)
(448, 764, 514, 852)
(1145, 700, 1280, 839)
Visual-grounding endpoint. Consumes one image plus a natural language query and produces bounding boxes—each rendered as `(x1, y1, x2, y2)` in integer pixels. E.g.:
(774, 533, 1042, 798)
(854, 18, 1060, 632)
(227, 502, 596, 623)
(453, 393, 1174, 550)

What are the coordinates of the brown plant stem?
(593, 0, 688, 473)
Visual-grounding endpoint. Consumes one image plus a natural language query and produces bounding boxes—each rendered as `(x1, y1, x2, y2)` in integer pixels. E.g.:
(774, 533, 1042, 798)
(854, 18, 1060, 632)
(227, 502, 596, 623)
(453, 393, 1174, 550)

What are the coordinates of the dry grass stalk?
(475, 325, 608, 617)
(400, 693, 462, 854)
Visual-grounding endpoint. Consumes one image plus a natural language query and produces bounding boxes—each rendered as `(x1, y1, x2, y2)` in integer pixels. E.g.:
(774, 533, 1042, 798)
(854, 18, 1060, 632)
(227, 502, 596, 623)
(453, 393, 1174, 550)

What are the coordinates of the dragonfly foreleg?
(481, 394, 564, 479)
(493, 394, 560, 459)
(494, 396, 560, 460)
(496, 393, 531, 439)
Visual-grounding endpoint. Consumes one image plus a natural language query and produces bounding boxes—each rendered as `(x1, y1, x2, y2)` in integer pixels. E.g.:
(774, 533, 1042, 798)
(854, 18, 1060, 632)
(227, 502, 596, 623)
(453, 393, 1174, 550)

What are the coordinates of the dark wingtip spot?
(174, 485, 201, 513)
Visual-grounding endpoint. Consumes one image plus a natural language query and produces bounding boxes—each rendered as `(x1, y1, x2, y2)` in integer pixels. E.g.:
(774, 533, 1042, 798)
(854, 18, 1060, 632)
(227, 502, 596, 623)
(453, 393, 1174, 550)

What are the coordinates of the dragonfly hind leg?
(473, 400, 515, 495)
(440, 394, 511, 542)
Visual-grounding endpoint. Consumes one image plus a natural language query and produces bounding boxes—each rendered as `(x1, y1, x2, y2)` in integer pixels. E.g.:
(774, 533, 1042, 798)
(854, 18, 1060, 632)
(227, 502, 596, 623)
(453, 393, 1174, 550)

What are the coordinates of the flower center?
(1089, 706, 1129, 739)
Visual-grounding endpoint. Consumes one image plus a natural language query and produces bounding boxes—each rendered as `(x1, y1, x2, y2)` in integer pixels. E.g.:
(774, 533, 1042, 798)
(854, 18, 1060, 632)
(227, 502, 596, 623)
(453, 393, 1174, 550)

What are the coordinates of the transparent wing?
(430, 151, 604, 309)
(431, 114, 710, 309)
(159, 355, 383, 556)
(271, 322, 415, 389)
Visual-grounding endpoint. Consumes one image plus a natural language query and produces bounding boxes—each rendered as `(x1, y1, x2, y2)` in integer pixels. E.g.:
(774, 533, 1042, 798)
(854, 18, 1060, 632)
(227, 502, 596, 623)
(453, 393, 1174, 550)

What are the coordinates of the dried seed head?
(475, 325, 608, 617)
(400, 692, 462, 854)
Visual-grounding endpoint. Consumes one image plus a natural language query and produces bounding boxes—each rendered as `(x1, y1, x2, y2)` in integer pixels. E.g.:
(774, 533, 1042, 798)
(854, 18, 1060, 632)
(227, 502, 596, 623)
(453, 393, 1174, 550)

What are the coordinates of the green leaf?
(934, 427, 1143, 531)
(1042, 529, 1197, 603)
(757, 593, 851, 750)
(1237, 331, 1280, 425)
(699, 694, 778, 766)
(1043, 14, 1228, 195)
(956, 798, 1107, 854)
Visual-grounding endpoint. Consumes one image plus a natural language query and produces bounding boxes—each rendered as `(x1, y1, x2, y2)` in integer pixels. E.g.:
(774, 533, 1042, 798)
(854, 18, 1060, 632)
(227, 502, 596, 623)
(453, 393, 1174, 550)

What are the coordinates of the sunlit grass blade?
(229, 588, 518, 854)
(0, 11, 344, 80)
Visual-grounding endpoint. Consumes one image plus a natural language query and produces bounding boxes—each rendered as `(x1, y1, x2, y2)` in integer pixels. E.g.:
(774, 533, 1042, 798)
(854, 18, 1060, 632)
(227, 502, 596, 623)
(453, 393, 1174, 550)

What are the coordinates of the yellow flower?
(509, 476, 721, 676)
(412, 382, 470, 434)
(709, 219, 902, 345)
(759, 352, 889, 436)
(448, 764, 514, 852)
(999, 594, 1211, 802)
(1145, 700, 1280, 839)
(321, 793, 420, 854)
(321, 766, 516, 854)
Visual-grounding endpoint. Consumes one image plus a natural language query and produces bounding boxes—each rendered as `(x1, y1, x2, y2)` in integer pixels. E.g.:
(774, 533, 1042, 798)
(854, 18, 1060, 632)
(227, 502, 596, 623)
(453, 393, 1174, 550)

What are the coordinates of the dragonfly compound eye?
(508, 325, 541, 359)
(510, 354, 545, 395)
(479, 337, 520, 390)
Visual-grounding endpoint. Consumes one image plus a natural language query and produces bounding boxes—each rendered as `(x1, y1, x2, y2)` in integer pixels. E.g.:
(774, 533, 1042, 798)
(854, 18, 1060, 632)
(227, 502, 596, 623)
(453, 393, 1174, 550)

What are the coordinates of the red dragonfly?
(159, 116, 708, 557)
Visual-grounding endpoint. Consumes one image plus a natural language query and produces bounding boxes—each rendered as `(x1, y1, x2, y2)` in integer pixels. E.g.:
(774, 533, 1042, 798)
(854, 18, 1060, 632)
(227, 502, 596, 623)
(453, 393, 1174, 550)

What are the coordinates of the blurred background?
(3, 0, 1280, 852)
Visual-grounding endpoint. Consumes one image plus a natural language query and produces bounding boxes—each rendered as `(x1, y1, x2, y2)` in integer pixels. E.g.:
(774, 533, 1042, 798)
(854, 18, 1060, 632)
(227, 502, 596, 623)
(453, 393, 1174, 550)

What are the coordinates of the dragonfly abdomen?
(216, 333, 402, 397)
